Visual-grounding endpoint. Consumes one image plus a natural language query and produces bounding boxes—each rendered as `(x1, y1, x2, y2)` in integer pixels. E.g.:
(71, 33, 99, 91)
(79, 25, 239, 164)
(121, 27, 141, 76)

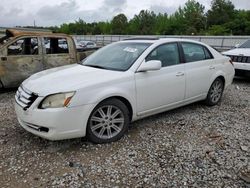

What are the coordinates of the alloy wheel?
(210, 80, 223, 104)
(90, 105, 125, 140)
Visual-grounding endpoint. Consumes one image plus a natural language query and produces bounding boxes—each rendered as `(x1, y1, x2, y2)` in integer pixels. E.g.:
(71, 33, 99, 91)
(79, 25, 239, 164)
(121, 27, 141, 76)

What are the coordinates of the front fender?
(69, 80, 137, 116)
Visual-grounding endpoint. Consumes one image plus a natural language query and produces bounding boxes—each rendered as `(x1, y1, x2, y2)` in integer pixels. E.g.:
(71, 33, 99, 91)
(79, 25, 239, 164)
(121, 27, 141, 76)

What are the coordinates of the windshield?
(81, 42, 151, 71)
(239, 39, 250, 48)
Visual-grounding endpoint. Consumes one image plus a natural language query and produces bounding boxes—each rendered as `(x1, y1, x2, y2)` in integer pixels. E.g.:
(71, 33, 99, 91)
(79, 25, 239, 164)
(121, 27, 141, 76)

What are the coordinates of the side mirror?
(137, 60, 162, 72)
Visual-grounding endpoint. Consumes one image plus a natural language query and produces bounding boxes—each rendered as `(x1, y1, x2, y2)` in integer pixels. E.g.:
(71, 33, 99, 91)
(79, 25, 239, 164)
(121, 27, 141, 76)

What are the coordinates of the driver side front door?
(135, 43, 185, 116)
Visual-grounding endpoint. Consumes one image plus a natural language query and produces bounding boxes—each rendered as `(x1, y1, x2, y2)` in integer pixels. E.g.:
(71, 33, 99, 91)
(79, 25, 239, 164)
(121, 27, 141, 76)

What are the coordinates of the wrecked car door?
(0, 37, 44, 88)
(42, 37, 76, 69)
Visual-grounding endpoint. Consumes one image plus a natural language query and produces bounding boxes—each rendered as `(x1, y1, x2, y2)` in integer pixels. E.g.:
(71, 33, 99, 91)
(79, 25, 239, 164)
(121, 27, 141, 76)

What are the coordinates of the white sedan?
(15, 38, 235, 143)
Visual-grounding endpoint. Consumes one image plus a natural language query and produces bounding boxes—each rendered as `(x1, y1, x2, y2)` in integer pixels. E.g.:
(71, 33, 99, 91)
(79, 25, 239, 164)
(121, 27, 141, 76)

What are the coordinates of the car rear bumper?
(15, 101, 96, 140)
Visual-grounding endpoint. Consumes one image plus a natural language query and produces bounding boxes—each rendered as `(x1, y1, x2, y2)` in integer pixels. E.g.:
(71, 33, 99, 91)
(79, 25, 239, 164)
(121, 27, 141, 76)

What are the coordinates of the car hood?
(222, 48, 250, 56)
(23, 64, 124, 96)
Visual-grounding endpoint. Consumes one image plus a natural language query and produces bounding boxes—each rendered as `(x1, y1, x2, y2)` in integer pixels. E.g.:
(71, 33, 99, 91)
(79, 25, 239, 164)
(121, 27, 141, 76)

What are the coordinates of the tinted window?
(44, 38, 69, 54)
(146, 43, 180, 67)
(182, 43, 206, 62)
(8, 37, 38, 56)
(204, 47, 213, 59)
(239, 39, 250, 48)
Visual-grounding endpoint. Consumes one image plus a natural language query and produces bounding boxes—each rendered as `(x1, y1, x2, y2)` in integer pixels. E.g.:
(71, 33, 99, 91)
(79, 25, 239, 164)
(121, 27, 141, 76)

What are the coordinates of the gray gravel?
(0, 78, 249, 187)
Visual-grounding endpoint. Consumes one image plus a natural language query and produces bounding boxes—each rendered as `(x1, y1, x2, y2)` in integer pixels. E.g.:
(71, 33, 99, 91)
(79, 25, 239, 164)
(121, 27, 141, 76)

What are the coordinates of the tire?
(205, 78, 224, 106)
(87, 98, 130, 144)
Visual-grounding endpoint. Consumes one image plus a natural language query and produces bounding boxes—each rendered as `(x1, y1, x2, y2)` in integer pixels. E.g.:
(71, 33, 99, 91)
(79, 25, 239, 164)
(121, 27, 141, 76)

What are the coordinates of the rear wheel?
(87, 99, 130, 144)
(205, 78, 224, 106)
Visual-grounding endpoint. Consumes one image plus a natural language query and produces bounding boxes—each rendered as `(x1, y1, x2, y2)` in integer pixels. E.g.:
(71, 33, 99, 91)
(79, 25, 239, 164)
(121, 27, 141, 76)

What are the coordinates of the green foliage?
(207, 0, 235, 26)
(207, 25, 230, 35)
(128, 10, 157, 35)
(31, 0, 250, 36)
(111, 14, 128, 34)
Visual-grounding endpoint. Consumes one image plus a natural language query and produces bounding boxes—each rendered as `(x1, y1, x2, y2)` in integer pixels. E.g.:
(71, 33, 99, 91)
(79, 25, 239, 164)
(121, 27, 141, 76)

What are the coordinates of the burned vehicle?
(0, 29, 95, 88)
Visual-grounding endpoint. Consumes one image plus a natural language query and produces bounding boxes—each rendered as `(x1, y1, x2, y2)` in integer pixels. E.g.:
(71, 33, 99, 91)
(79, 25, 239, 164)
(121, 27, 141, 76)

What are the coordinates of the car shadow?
(0, 87, 17, 94)
(233, 76, 250, 84)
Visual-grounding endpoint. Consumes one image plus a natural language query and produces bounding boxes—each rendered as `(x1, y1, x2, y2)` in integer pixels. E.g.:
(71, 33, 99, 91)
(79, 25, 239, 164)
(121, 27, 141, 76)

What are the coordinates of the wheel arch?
(210, 71, 226, 88)
(96, 96, 134, 122)
(216, 75, 225, 87)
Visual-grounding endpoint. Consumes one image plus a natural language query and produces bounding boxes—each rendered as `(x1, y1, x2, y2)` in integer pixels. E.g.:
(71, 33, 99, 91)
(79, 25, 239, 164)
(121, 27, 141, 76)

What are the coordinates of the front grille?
(227, 55, 250, 63)
(15, 85, 38, 110)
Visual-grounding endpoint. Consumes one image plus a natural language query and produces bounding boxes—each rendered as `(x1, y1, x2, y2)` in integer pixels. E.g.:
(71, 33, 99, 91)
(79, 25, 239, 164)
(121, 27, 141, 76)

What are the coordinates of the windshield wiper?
(83, 64, 108, 70)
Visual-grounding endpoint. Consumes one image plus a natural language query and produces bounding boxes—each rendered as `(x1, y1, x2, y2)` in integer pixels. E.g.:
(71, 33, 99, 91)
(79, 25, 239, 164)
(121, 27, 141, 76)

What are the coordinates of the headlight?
(40, 92, 75, 109)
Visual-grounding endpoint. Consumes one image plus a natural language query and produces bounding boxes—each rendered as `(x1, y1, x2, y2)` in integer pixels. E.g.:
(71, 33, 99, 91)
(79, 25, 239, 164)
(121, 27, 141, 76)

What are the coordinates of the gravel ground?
(0, 78, 249, 188)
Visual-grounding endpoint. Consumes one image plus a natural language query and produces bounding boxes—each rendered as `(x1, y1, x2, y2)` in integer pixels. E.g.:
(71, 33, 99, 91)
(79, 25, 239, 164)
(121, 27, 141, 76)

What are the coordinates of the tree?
(153, 13, 169, 35)
(42, 0, 250, 36)
(128, 10, 156, 35)
(174, 0, 205, 35)
(111, 14, 128, 34)
(207, 0, 235, 26)
(207, 25, 230, 35)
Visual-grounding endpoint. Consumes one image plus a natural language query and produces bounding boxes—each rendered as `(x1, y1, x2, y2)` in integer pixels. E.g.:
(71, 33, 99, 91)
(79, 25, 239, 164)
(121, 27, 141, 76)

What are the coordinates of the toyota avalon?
(15, 38, 235, 143)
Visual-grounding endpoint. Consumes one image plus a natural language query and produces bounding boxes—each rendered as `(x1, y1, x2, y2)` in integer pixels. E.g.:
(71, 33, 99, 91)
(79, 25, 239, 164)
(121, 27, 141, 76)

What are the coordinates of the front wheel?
(87, 99, 130, 144)
(205, 78, 224, 106)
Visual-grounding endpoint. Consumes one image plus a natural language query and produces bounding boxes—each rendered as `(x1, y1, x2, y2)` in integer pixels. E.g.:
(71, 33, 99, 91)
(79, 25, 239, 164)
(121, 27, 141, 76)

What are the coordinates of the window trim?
(180, 42, 214, 63)
(145, 42, 182, 68)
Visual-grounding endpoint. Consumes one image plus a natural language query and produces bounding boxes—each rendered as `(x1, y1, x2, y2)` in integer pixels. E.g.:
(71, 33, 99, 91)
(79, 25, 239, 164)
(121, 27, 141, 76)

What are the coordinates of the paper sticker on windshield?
(123, 47, 138, 53)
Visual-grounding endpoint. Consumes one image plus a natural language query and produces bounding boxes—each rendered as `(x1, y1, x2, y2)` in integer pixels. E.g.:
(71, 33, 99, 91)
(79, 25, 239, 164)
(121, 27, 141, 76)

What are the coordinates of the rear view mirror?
(137, 60, 162, 72)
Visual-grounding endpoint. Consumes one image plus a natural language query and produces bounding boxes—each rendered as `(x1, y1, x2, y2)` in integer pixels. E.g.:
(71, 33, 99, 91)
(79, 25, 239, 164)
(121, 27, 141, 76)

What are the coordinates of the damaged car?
(0, 29, 96, 88)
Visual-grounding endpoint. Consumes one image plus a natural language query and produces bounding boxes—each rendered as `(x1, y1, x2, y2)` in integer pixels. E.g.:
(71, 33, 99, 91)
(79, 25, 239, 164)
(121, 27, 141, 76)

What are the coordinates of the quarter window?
(146, 43, 180, 67)
(181, 43, 213, 62)
(44, 38, 69, 54)
(8, 37, 38, 56)
(204, 47, 213, 59)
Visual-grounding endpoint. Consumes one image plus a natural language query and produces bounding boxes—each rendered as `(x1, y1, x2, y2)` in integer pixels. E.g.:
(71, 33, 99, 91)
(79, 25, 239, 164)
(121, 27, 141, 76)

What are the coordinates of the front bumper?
(234, 62, 250, 71)
(15, 99, 96, 140)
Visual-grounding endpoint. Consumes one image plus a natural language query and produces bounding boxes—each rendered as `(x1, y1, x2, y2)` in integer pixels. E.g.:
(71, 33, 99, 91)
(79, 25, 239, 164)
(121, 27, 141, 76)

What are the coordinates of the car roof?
(120, 37, 206, 45)
(6, 29, 69, 38)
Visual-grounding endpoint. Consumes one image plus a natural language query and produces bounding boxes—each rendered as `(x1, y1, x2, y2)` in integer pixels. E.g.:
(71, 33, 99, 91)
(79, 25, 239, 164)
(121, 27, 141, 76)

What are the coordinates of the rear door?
(181, 42, 215, 99)
(42, 37, 76, 69)
(0, 37, 43, 87)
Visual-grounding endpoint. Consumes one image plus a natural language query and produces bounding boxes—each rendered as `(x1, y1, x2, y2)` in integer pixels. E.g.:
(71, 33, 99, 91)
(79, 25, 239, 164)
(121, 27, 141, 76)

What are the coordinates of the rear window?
(181, 42, 213, 63)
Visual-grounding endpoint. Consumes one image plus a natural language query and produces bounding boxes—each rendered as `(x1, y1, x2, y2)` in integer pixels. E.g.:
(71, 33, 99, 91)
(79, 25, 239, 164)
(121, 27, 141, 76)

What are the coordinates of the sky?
(0, 0, 250, 27)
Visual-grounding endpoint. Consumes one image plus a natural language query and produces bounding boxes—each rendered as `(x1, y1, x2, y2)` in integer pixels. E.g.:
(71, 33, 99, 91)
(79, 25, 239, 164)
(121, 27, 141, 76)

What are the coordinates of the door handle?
(176, 72, 185, 77)
(1, 57, 7, 61)
(209, 66, 215, 70)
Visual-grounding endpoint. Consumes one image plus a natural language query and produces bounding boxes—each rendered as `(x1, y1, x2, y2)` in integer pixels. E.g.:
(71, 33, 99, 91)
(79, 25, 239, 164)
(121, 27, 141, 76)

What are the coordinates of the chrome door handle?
(176, 72, 184, 77)
(209, 66, 215, 70)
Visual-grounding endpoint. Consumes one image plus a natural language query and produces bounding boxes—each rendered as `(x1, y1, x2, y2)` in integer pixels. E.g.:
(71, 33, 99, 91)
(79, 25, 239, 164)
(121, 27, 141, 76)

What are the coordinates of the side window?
(182, 43, 207, 63)
(44, 38, 69, 54)
(8, 38, 38, 56)
(146, 43, 180, 67)
(203, 47, 213, 59)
